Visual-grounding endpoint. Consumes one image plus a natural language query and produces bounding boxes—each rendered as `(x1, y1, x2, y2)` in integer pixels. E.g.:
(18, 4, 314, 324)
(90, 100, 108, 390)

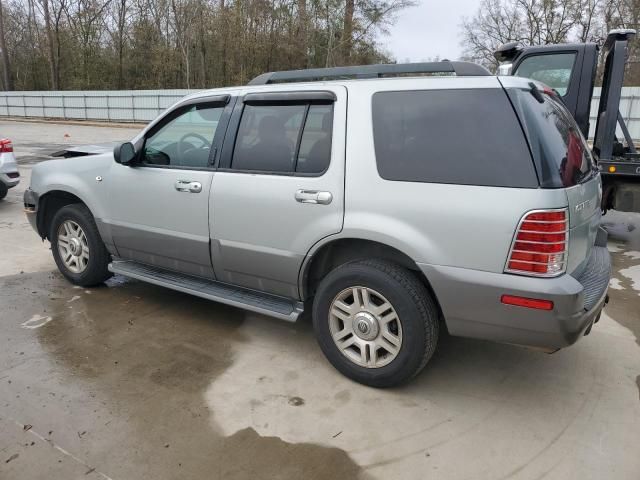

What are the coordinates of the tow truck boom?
(495, 29, 640, 212)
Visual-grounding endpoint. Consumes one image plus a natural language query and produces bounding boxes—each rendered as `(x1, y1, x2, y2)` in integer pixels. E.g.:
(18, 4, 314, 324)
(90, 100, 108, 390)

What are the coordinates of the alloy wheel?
(57, 220, 90, 274)
(328, 286, 403, 368)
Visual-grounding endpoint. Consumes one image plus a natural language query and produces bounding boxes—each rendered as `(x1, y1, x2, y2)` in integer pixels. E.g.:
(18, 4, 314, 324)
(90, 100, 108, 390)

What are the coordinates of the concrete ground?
(1, 120, 639, 480)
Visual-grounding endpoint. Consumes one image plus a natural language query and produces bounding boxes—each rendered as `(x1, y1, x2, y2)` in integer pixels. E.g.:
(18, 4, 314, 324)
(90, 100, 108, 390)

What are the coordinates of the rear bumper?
(419, 245, 611, 350)
(0, 172, 20, 188)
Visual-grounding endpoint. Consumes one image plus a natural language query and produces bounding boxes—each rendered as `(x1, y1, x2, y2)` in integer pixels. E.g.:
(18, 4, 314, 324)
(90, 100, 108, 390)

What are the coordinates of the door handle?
(175, 180, 202, 193)
(295, 189, 333, 205)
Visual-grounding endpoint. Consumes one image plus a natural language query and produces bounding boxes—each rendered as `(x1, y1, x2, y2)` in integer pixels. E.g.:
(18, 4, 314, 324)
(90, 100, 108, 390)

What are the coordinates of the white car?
(0, 138, 19, 200)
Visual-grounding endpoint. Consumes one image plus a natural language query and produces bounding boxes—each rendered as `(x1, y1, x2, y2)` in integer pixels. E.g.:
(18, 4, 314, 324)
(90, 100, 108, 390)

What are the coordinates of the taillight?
(505, 209, 568, 277)
(0, 138, 13, 153)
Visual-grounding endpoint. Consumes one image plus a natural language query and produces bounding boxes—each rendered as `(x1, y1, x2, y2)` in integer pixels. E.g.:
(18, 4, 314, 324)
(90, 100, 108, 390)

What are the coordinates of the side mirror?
(114, 142, 136, 165)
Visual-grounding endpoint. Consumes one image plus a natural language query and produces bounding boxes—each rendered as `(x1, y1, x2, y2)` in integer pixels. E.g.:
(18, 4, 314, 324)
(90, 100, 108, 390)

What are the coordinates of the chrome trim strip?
(520, 219, 567, 224)
(507, 259, 566, 266)
(511, 249, 567, 256)
(513, 240, 566, 245)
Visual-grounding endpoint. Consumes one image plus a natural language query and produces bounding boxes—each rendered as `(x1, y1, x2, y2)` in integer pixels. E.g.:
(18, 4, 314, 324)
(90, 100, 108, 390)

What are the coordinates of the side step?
(108, 260, 304, 322)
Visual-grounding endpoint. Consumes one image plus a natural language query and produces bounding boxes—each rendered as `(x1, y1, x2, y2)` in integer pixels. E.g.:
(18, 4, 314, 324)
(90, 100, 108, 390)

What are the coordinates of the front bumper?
(23, 188, 39, 234)
(420, 245, 611, 351)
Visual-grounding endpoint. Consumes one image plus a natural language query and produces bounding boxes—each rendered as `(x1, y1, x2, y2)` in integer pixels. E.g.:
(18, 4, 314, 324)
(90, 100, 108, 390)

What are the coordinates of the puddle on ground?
(603, 240, 640, 348)
(2, 210, 639, 478)
(0, 270, 366, 479)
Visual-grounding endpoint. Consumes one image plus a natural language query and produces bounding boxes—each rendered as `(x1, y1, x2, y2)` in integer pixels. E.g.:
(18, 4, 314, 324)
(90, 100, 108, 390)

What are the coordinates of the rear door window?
(231, 103, 333, 175)
(232, 104, 305, 173)
(506, 87, 596, 188)
(371, 89, 538, 188)
(296, 105, 333, 174)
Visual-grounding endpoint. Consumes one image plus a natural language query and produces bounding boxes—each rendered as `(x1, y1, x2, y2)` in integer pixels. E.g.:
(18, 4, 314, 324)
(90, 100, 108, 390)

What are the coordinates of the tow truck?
(494, 29, 639, 213)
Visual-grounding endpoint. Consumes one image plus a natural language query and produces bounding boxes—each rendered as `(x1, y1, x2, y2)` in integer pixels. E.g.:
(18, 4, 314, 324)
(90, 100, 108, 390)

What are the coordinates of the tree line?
(1, 0, 638, 92)
(461, 0, 640, 84)
(0, 0, 412, 90)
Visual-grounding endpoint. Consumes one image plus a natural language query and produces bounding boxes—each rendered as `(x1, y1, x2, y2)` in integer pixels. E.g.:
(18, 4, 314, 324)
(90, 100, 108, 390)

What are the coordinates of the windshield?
(513, 53, 576, 96)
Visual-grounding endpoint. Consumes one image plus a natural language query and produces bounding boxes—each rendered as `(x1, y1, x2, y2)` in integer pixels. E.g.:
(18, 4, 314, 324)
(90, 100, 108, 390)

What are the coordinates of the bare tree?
(461, 0, 523, 68)
(0, 0, 411, 90)
(107, 0, 130, 88)
(574, 0, 602, 42)
(38, 0, 59, 88)
(0, 0, 13, 90)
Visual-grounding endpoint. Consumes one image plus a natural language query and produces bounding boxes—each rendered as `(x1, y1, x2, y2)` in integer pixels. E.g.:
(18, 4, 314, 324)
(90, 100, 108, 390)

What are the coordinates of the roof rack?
(248, 61, 492, 85)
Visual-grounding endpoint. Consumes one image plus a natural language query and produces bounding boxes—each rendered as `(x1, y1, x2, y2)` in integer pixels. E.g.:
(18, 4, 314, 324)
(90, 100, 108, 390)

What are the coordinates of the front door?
(108, 97, 231, 278)
(210, 87, 346, 298)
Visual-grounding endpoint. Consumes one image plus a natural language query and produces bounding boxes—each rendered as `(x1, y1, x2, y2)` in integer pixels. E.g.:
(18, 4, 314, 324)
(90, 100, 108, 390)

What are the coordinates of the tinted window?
(232, 103, 333, 174)
(514, 53, 576, 96)
(372, 89, 538, 188)
(232, 104, 305, 172)
(297, 105, 333, 174)
(506, 87, 595, 188)
(143, 104, 223, 168)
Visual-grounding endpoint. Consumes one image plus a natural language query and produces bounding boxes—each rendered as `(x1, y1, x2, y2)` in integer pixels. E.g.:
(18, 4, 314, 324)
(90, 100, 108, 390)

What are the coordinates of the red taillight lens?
(525, 211, 565, 221)
(513, 241, 564, 253)
(501, 294, 554, 310)
(515, 231, 565, 243)
(0, 138, 13, 153)
(520, 221, 566, 232)
(505, 209, 567, 277)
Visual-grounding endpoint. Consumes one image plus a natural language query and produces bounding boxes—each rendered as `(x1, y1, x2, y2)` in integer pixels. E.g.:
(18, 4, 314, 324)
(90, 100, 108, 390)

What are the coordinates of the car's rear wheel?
(50, 204, 112, 286)
(0, 182, 7, 200)
(312, 259, 439, 387)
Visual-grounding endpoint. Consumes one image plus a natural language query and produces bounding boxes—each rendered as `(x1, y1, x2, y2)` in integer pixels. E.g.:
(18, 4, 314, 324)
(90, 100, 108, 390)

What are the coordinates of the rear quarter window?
(506, 87, 596, 188)
(371, 89, 538, 188)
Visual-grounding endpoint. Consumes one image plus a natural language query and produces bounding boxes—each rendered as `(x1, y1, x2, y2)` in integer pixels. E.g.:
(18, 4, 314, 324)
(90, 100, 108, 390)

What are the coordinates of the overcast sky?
(385, 0, 478, 62)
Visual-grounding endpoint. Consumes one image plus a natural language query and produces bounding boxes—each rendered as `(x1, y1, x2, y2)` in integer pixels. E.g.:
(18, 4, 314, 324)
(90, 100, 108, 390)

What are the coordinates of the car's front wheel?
(49, 204, 112, 287)
(312, 259, 439, 387)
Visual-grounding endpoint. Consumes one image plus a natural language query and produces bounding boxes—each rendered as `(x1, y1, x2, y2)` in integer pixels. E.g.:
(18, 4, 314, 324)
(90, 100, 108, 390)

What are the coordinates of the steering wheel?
(178, 132, 211, 158)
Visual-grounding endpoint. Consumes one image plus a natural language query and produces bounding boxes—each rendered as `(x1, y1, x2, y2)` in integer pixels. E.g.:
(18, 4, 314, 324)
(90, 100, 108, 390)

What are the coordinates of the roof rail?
(248, 61, 492, 85)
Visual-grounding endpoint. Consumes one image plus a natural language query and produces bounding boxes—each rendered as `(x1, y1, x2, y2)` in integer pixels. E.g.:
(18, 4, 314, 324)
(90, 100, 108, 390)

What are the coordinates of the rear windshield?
(505, 87, 596, 188)
(371, 89, 538, 188)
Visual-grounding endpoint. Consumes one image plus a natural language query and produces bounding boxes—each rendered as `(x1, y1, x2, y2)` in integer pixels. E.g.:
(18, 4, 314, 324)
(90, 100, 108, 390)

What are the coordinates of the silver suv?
(24, 62, 611, 387)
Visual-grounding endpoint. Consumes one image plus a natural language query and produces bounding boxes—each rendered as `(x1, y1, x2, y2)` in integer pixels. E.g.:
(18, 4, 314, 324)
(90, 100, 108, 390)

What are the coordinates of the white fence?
(0, 89, 196, 123)
(589, 87, 639, 141)
(0, 87, 639, 139)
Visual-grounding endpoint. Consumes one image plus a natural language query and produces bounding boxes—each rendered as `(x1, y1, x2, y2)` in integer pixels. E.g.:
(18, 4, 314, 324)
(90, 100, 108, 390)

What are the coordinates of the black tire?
(312, 259, 439, 388)
(0, 182, 7, 200)
(49, 204, 113, 287)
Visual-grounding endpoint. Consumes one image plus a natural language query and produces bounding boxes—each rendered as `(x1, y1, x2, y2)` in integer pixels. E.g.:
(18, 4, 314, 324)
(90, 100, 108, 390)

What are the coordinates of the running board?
(108, 260, 303, 322)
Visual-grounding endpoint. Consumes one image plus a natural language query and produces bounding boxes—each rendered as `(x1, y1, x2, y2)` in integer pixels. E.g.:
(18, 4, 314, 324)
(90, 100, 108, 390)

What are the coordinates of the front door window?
(143, 105, 224, 168)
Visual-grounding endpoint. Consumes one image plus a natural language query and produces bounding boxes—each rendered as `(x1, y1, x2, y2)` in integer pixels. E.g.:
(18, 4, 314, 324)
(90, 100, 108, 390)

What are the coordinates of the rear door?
(210, 87, 346, 299)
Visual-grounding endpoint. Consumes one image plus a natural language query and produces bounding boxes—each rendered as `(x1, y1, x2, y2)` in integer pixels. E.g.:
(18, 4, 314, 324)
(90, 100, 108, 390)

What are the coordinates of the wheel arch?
(300, 237, 444, 322)
(36, 189, 90, 240)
